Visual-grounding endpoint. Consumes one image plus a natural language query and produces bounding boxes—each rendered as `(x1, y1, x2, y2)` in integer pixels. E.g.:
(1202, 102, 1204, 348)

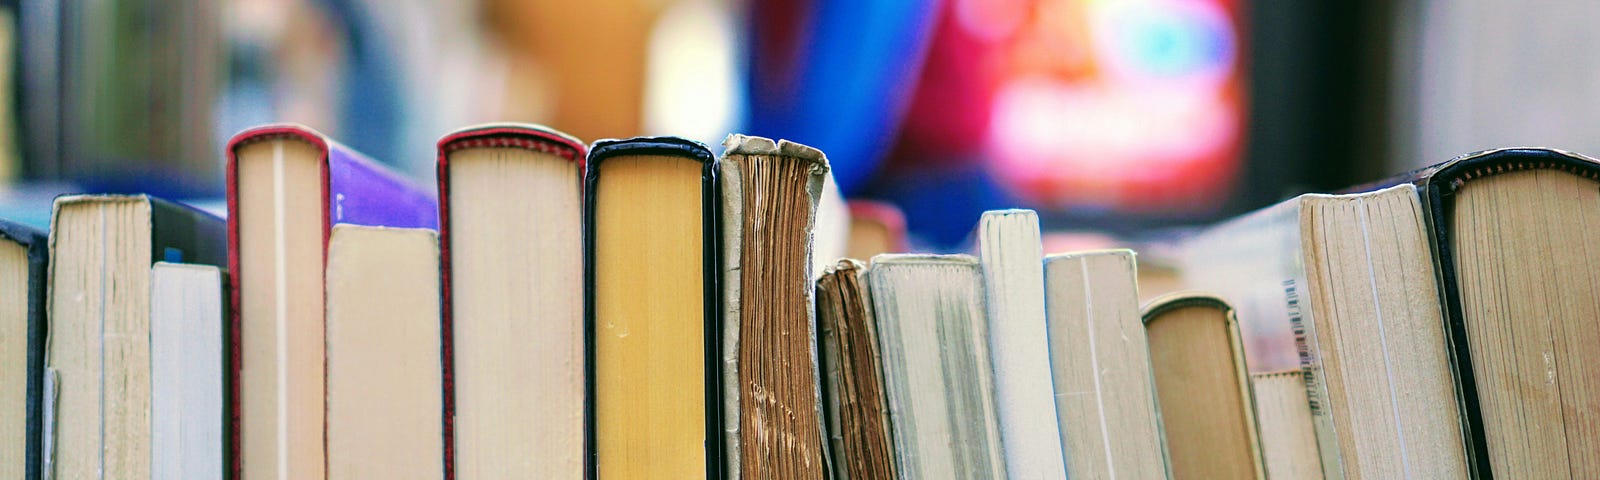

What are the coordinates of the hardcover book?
(0, 219, 46, 480)
(1369, 147, 1600, 478)
(226, 124, 438, 479)
(1142, 293, 1266, 480)
(45, 195, 227, 479)
(584, 136, 721, 478)
(437, 123, 587, 479)
(816, 259, 895, 480)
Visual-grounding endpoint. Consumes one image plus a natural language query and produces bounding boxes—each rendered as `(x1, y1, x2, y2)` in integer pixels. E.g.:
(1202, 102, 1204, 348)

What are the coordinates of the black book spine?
(2, 220, 48, 480)
(1415, 147, 1600, 480)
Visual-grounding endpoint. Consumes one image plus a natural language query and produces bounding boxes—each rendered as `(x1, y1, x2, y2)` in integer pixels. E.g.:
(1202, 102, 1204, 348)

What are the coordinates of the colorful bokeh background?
(4, 0, 1599, 247)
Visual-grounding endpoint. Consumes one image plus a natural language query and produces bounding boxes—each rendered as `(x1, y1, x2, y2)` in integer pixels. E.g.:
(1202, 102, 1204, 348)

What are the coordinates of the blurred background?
(1, 0, 1598, 248)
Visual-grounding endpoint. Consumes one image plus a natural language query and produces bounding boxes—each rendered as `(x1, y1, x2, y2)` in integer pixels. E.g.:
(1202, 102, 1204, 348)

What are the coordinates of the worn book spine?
(224, 124, 439, 477)
(437, 123, 586, 480)
(816, 259, 895, 480)
(0, 220, 47, 480)
(583, 136, 722, 479)
(719, 134, 832, 480)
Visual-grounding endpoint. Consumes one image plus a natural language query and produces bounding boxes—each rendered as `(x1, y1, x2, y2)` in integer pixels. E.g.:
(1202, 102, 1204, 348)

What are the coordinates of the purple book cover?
(223, 123, 437, 478)
(325, 141, 439, 230)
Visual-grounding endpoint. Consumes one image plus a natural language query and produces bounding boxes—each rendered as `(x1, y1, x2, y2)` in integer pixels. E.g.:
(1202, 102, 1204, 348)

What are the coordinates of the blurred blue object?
(743, 0, 941, 194)
(0, 183, 76, 230)
(322, 0, 405, 165)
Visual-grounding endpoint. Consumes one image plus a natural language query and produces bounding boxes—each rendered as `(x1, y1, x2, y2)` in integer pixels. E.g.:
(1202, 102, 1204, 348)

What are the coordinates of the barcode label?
(1284, 279, 1320, 415)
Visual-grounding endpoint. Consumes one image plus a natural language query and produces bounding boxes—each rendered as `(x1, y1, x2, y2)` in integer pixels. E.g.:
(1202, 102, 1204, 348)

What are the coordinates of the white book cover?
(978, 210, 1067, 479)
(150, 262, 224, 479)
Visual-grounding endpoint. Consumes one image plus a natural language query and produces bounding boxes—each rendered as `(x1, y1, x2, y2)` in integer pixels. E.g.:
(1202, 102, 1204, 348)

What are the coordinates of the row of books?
(0, 123, 891, 479)
(819, 145, 1600, 480)
(2, 119, 1596, 479)
(1172, 146, 1600, 479)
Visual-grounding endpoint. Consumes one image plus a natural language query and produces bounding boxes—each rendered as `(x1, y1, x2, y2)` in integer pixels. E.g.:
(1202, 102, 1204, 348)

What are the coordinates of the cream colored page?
(236, 140, 325, 480)
(1302, 187, 1466, 478)
(1, 241, 27, 477)
(1044, 251, 1165, 479)
(1453, 170, 1600, 478)
(47, 199, 152, 479)
(449, 148, 583, 477)
(1252, 371, 1323, 480)
(324, 226, 442, 479)
(150, 263, 224, 479)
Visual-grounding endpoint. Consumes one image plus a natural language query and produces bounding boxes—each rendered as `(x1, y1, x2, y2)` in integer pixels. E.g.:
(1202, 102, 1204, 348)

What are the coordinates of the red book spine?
(435, 124, 585, 480)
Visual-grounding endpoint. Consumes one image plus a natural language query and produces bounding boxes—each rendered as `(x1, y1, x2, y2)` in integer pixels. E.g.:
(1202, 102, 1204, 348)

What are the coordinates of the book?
(584, 136, 720, 478)
(1385, 147, 1600, 478)
(1142, 293, 1266, 479)
(323, 225, 443, 478)
(0, 219, 46, 480)
(1251, 370, 1324, 480)
(1178, 183, 1470, 478)
(437, 123, 587, 478)
(1042, 249, 1166, 478)
(976, 209, 1068, 479)
(844, 200, 906, 260)
(45, 194, 226, 479)
(815, 259, 895, 480)
(226, 124, 438, 479)
(867, 254, 1006, 479)
(150, 262, 225, 479)
(718, 134, 831, 479)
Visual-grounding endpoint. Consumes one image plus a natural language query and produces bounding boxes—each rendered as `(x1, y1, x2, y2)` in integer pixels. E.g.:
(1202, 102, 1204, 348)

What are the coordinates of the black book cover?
(147, 196, 229, 268)
(1, 219, 47, 480)
(1359, 147, 1600, 480)
(582, 136, 721, 480)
